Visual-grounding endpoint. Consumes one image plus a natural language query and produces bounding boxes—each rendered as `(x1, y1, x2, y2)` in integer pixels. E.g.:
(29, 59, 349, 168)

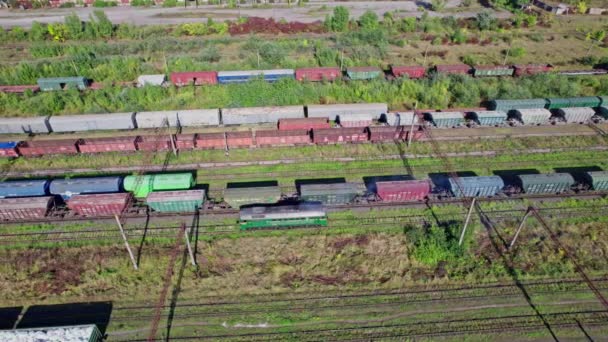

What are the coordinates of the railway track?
(2, 144, 606, 178)
(0, 200, 605, 245)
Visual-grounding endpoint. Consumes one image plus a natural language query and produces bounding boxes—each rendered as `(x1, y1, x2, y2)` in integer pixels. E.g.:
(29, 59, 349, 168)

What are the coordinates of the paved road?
(0, 1, 509, 28)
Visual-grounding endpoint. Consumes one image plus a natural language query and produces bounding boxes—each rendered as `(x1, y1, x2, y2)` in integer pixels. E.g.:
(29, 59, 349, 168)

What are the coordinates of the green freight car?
(584, 171, 608, 191)
(546, 96, 602, 109)
(124, 173, 194, 198)
(224, 185, 281, 208)
(468, 111, 508, 126)
(299, 182, 359, 205)
(146, 189, 205, 212)
(516, 173, 575, 194)
(473, 66, 514, 77)
(489, 98, 547, 112)
(37, 77, 89, 91)
(239, 203, 327, 230)
(346, 67, 383, 80)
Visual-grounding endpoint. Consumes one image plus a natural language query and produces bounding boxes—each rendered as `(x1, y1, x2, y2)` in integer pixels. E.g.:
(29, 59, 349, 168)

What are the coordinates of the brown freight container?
(67, 193, 131, 216)
(136, 135, 172, 151)
(513, 64, 553, 77)
(312, 127, 369, 144)
(390, 66, 427, 79)
(17, 139, 80, 156)
(339, 119, 373, 128)
(405, 127, 426, 142)
(170, 71, 218, 86)
(278, 118, 330, 131)
(78, 136, 138, 153)
(376, 180, 431, 202)
(226, 131, 254, 148)
(368, 126, 405, 142)
(195, 132, 226, 149)
(255, 130, 310, 147)
(435, 64, 471, 75)
(175, 134, 196, 150)
(0, 196, 53, 220)
(295, 67, 341, 82)
(88, 82, 105, 90)
(0, 85, 40, 94)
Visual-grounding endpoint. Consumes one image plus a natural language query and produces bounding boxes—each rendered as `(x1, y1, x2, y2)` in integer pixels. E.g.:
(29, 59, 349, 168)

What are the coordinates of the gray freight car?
(509, 109, 552, 125)
(307, 103, 388, 121)
(49, 113, 136, 132)
(221, 106, 305, 125)
(0, 116, 50, 134)
(381, 112, 417, 126)
(135, 111, 180, 128)
(177, 109, 221, 126)
(553, 107, 596, 123)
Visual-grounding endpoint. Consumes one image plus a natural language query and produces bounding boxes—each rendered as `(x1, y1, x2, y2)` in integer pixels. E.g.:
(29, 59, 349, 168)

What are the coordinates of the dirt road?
(0, 1, 510, 28)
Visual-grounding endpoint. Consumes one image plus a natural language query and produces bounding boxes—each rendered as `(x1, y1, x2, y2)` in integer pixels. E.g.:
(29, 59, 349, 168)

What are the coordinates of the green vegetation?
(1, 73, 605, 116)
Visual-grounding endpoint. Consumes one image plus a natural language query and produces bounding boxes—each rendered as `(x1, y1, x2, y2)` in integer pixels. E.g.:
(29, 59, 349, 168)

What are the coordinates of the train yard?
(2, 7, 608, 341)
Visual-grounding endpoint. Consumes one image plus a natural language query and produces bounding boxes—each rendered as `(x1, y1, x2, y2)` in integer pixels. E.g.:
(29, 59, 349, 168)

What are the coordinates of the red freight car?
(78, 136, 138, 153)
(88, 82, 105, 90)
(226, 131, 254, 148)
(136, 136, 172, 151)
(512, 64, 553, 77)
(175, 134, 196, 150)
(195, 132, 226, 149)
(17, 139, 80, 156)
(390, 66, 427, 79)
(312, 127, 368, 144)
(376, 180, 431, 202)
(295, 67, 342, 82)
(255, 130, 310, 147)
(278, 118, 330, 131)
(67, 193, 131, 216)
(0, 85, 40, 94)
(435, 64, 472, 75)
(368, 126, 405, 142)
(0, 196, 54, 220)
(170, 71, 218, 86)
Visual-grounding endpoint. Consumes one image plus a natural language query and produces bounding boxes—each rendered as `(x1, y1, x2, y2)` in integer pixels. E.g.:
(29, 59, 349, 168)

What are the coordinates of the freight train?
(0, 96, 607, 158)
(0, 170, 606, 229)
(0, 64, 605, 94)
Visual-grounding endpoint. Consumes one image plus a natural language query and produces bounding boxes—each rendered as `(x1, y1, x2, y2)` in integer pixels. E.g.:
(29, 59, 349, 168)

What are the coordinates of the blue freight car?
(49, 176, 122, 200)
(0, 180, 49, 198)
(449, 176, 504, 198)
(217, 69, 295, 84)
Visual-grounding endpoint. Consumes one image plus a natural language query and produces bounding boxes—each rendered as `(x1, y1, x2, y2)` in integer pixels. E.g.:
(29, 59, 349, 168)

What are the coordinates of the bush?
(326, 6, 349, 32)
(59, 2, 75, 7)
(358, 10, 379, 30)
(476, 11, 496, 30)
(509, 46, 526, 58)
(130, 0, 153, 5)
(162, 0, 177, 6)
(398, 17, 416, 32)
(451, 29, 467, 44)
(431, 0, 446, 11)
(29, 21, 48, 41)
(93, 0, 117, 6)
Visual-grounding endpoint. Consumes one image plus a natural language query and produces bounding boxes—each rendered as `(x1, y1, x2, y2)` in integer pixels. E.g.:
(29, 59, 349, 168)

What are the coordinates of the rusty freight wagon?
(0, 142, 20, 157)
(390, 66, 426, 79)
(255, 130, 310, 147)
(376, 180, 431, 202)
(17, 139, 80, 156)
(312, 127, 368, 144)
(78, 137, 138, 153)
(67, 193, 131, 216)
(195, 132, 226, 149)
(136, 136, 173, 151)
(435, 64, 472, 75)
(175, 134, 196, 150)
(513, 64, 553, 76)
(278, 118, 330, 131)
(295, 67, 341, 82)
(170, 71, 218, 86)
(368, 126, 405, 142)
(226, 131, 254, 148)
(0, 196, 54, 220)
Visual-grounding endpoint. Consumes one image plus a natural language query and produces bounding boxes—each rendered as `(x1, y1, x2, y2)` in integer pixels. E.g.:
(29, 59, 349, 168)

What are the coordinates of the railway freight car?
(78, 137, 139, 153)
(375, 180, 431, 201)
(307, 103, 388, 121)
(123, 173, 194, 198)
(0, 141, 19, 157)
(583, 171, 608, 191)
(466, 111, 508, 126)
(48, 113, 136, 132)
(217, 69, 294, 83)
(390, 65, 426, 79)
(0, 196, 54, 220)
(170, 71, 218, 86)
(448, 176, 505, 198)
(255, 130, 310, 146)
(146, 190, 206, 212)
(295, 67, 341, 82)
(37, 77, 89, 91)
(49, 176, 123, 200)
(553, 107, 597, 123)
(222, 106, 304, 125)
(0, 180, 49, 198)
(67, 193, 131, 216)
(346, 67, 383, 80)
(0, 116, 50, 134)
(17, 139, 80, 156)
(224, 185, 281, 208)
(312, 127, 368, 144)
(278, 118, 330, 131)
(509, 109, 552, 125)
(299, 183, 359, 205)
(516, 173, 575, 194)
(239, 202, 327, 230)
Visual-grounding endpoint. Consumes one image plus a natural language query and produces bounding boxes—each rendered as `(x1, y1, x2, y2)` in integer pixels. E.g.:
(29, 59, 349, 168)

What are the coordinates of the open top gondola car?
(239, 202, 327, 230)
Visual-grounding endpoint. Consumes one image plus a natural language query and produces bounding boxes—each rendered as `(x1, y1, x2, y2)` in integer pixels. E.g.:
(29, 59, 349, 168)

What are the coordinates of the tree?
(92, 10, 113, 38)
(64, 12, 83, 40)
(329, 6, 349, 32)
(577, 1, 587, 14)
(383, 11, 394, 27)
(586, 29, 606, 55)
(431, 0, 446, 11)
(359, 10, 379, 30)
(29, 21, 48, 41)
(475, 11, 496, 30)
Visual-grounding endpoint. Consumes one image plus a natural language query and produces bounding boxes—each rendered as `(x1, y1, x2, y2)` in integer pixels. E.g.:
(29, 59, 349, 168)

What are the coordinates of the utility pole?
(115, 215, 138, 270)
